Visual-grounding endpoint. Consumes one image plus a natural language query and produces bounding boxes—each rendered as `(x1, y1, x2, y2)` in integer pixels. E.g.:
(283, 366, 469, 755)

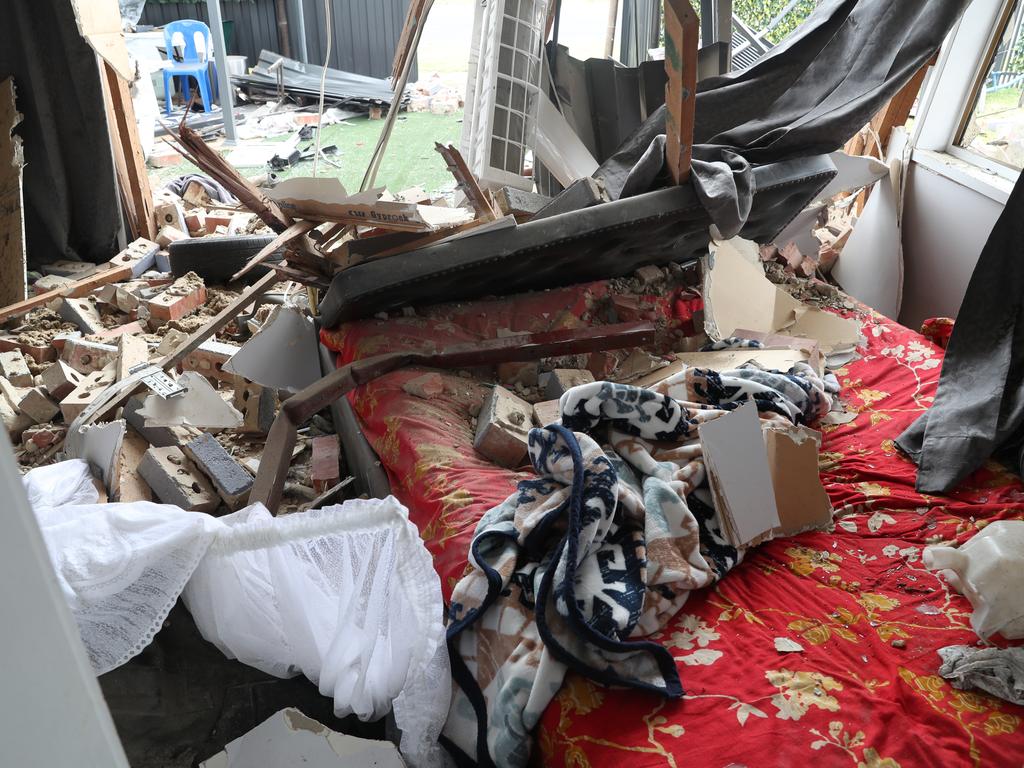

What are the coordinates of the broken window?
(955, 0, 1024, 172)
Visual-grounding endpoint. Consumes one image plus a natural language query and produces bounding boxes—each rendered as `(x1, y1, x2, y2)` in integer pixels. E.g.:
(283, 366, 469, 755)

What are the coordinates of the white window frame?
(913, 0, 1022, 193)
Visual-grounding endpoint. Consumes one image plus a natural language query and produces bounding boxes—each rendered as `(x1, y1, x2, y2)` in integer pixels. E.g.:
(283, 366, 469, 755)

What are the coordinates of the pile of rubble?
(0, 229, 344, 516)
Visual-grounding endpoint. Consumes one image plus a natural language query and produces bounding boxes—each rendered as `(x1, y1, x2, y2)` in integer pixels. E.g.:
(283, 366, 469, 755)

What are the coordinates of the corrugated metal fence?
(139, 0, 413, 80)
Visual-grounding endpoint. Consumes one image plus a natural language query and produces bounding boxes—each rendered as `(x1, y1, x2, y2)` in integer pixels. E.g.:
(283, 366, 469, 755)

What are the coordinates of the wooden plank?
(101, 62, 157, 241)
(0, 78, 26, 309)
(0, 264, 132, 324)
(435, 142, 497, 220)
(664, 0, 699, 185)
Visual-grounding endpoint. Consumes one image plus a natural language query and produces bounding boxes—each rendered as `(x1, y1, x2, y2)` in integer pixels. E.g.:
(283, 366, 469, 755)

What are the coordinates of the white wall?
(0, 433, 129, 768)
(899, 160, 1004, 330)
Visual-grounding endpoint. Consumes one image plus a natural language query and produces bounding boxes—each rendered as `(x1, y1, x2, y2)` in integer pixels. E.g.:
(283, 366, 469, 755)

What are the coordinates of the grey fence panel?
(140, 0, 414, 79)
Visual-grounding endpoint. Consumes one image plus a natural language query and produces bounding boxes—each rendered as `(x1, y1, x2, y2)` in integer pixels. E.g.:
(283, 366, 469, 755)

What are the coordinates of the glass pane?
(956, 3, 1024, 171)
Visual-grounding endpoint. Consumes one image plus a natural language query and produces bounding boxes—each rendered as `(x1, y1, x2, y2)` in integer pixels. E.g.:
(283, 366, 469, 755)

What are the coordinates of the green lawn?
(150, 110, 465, 196)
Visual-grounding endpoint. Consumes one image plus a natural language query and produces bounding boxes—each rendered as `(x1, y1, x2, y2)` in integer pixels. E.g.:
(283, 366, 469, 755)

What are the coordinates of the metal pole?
(292, 0, 309, 63)
(205, 0, 238, 144)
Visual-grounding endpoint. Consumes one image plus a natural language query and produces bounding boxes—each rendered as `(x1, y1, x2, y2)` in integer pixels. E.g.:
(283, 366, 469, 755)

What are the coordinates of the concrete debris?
(183, 432, 253, 510)
(138, 445, 219, 512)
(474, 385, 532, 469)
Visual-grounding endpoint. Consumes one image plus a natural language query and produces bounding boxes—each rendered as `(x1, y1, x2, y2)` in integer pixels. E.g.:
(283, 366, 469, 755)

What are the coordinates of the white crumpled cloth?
(938, 645, 1024, 705)
(26, 459, 450, 768)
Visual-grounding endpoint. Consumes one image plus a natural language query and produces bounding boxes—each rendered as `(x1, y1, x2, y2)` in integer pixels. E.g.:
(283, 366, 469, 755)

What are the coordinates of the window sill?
(911, 148, 1016, 204)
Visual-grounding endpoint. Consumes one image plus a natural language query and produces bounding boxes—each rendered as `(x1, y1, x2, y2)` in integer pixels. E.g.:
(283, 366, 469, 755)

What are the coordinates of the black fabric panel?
(0, 0, 120, 266)
(896, 174, 1024, 493)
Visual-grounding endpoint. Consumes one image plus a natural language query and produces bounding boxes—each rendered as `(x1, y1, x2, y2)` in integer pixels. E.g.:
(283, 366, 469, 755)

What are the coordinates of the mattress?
(322, 280, 1024, 767)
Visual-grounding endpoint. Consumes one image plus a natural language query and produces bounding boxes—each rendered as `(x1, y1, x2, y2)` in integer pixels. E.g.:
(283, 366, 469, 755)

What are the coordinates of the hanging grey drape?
(896, 174, 1024, 493)
(599, 0, 970, 236)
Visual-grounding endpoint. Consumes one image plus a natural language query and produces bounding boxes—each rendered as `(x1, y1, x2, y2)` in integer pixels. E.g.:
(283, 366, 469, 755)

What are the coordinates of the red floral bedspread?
(322, 283, 1024, 768)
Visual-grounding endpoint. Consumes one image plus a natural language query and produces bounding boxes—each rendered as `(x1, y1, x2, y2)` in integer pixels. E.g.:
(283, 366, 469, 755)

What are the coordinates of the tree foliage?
(732, 0, 819, 45)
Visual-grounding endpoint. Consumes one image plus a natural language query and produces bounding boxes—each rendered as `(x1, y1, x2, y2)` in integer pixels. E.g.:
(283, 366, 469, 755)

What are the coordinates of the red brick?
(143, 277, 207, 323)
(311, 435, 341, 493)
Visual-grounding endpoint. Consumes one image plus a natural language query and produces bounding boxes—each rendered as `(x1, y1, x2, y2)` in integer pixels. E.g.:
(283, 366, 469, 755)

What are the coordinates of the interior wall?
(899, 161, 1003, 331)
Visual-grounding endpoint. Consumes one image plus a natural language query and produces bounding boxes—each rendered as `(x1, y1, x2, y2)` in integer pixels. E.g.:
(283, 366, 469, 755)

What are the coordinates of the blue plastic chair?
(162, 20, 217, 115)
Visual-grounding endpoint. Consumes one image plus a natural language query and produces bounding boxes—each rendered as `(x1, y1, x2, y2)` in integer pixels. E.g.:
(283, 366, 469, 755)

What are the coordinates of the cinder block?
(533, 399, 561, 427)
(544, 369, 596, 400)
(60, 368, 115, 423)
(311, 435, 341, 493)
(61, 338, 118, 374)
(138, 446, 219, 512)
(18, 387, 59, 424)
(181, 340, 240, 383)
(0, 351, 33, 386)
(41, 361, 85, 402)
(58, 297, 105, 335)
(143, 274, 207, 323)
(232, 378, 276, 434)
(103, 239, 160, 277)
(183, 433, 253, 510)
(473, 386, 532, 468)
(123, 395, 200, 448)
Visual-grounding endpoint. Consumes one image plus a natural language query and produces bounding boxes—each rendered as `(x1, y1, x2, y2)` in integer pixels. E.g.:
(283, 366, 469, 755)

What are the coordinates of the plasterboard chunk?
(66, 420, 126, 496)
(137, 371, 243, 429)
(222, 306, 321, 392)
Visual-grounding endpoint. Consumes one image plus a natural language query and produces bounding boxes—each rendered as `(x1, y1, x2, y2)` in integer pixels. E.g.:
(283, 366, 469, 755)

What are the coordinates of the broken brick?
(0, 350, 33, 386)
(183, 433, 253, 510)
(22, 424, 66, 450)
(232, 378, 276, 434)
(402, 372, 446, 399)
(474, 385, 532, 468)
(544, 369, 596, 400)
(115, 333, 149, 382)
(60, 368, 115, 423)
(40, 360, 84, 401)
(181, 340, 240, 383)
(311, 435, 341, 493)
(533, 399, 561, 427)
(18, 387, 60, 424)
(61, 338, 118, 373)
(143, 274, 207, 323)
(156, 225, 188, 248)
(138, 446, 219, 512)
(59, 297, 105, 335)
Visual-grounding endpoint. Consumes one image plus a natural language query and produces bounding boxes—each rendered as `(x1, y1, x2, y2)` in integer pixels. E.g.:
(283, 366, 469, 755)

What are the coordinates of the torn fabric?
(939, 645, 1024, 706)
(597, 0, 968, 234)
(896, 174, 1024, 492)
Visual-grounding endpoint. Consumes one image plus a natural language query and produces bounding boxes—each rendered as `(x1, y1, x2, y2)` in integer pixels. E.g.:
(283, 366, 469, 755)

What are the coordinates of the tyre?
(167, 235, 282, 284)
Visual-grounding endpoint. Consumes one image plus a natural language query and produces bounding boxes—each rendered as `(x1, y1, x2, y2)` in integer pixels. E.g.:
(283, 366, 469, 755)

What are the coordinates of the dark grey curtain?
(597, 0, 971, 227)
(896, 174, 1024, 493)
(0, 0, 121, 266)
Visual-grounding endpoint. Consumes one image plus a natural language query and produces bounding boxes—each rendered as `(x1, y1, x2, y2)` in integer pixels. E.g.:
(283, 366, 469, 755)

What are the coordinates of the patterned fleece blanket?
(442, 350, 837, 767)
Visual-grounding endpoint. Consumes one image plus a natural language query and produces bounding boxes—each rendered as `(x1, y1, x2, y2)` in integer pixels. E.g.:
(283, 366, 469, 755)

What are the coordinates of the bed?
(321, 276, 1024, 768)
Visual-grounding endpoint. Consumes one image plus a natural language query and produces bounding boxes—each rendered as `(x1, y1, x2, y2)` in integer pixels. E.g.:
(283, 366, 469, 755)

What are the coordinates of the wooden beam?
(435, 143, 497, 221)
(664, 0, 699, 185)
(0, 78, 26, 308)
(100, 62, 156, 241)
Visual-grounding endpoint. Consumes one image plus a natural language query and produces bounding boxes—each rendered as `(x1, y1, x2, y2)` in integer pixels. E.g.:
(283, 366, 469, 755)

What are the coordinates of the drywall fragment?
(545, 369, 595, 400)
(183, 433, 252, 510)
(698, 401, 781, 547)
(0, 350, 32, 386)
(765, 421, 833, 536)
(474, 386, 532, 468)
(311, 435, 341, 494)
(18, 387, 59, 424)
(222, 305, 320, 392)
(138, 446, 219, 512)
(136, 371, 243, 429)
(199, 707, 405, 768)
(116, 333, 149, 382)
(123, 395, 200, 448)
(704, 239, 802, 340)
(774, 637, 805, 653)
(66, 420, 126, 495)
(59, 297, 105, 335)
(233, 378, 276, 434)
